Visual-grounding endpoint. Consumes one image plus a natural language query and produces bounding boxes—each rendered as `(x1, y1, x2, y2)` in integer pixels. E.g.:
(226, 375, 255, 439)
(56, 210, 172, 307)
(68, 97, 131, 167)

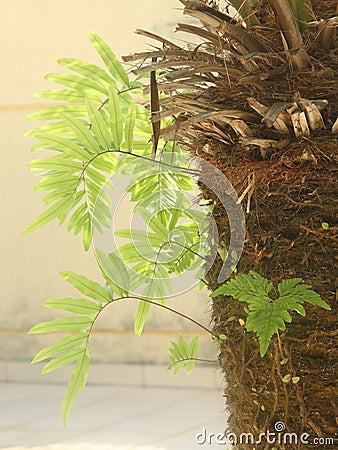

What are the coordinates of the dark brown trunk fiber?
(197, 135, 337, 449)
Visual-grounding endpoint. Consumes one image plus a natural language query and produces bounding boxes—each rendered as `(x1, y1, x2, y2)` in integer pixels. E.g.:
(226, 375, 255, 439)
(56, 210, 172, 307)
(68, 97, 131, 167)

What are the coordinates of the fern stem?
(118, 295, 215, 337)
(169, 357, 218, 367)
(83, 149, 199, 177)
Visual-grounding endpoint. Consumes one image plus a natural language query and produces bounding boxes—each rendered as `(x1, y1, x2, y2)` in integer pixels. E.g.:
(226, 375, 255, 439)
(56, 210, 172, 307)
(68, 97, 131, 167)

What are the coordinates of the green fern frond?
(212, 271, 330, 356)
(62, 353, 90, 427)
(27, 29, 208, 428)
(29, 271, 112, 425)
(24, 31, 150, 250)
(167, 334, 199, 374)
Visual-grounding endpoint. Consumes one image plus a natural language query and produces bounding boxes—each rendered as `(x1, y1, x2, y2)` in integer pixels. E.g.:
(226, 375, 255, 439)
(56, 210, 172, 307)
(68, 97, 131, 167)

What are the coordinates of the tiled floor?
(0, 382, 231, 450)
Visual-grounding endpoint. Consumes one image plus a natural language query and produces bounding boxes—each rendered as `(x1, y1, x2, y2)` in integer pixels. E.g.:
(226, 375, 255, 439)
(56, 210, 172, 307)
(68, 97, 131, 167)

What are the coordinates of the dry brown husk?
(125, 1, 338, 448)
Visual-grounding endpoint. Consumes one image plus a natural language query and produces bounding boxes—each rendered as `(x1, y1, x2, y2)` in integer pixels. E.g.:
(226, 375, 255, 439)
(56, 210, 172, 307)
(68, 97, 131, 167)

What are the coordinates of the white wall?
(0, 0, 217, 375)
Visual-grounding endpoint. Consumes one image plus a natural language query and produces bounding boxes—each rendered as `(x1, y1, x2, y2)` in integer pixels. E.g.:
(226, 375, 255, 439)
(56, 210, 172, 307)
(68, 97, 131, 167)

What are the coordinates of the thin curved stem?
(111, 295, 215, 337)
(168, 239, 208, 261)
(169, 357, 218, 368)
(83, 149, 199, 177)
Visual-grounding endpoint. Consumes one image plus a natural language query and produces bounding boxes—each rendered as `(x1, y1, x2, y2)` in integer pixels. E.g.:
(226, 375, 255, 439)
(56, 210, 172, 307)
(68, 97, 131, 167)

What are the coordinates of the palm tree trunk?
(127, 1, 337, 447)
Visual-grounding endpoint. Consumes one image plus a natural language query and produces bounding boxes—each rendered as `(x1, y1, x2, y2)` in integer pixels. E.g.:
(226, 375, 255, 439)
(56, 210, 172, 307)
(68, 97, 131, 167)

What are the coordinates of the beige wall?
(0, 0, 217, 370)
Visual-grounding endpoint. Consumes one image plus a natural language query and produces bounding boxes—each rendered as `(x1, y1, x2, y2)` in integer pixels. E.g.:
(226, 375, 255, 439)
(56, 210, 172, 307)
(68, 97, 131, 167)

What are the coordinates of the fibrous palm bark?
(125, 1, 337, 448)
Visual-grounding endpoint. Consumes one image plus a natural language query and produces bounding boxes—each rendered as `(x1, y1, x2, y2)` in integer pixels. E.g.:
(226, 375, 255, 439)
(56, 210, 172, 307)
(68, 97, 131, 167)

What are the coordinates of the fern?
(26, 31, 211, 426)
(29, 271, 112, 425)
(167, 334, 199, 375)
(23, 31, 150, 251)
(62, 353, 90, 427)
(211, 271, 331, 356)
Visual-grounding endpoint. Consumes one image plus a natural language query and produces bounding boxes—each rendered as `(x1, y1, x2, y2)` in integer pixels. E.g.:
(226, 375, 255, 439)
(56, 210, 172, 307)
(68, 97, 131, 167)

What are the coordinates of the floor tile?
(159, 430, 233, 450)
(142, 365, 217, 390)
(59, 430, 166, 448)
(0, 429, 80, 448)
(0, 382, 42, 405)
(0, 382, 229, 450)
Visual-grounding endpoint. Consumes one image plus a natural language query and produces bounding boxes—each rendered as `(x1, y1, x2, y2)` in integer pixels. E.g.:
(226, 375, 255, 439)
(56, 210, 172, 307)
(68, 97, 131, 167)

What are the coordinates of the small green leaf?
(108, 86, 123, 148)
(277, 279, 331, 310)
(246, 302, 284, 357)
(45, 73, 107, 96)
(27, 120, 72, 137)
(118, 242, 155, 263)
(60, 271, 110, 302)
(321, 222, 329, 229)
(92, 196, 112, 228)
(67, 204, 87, 232)
(62, 114, 100, 154)
(95, 249, 130, 294)
(35, 89, 100, 103)
(282, 374, 291, 383)
(62, 353, 90, 427)
(91, 153, 116, 173)
(44, 298, 101, 315)
(277, 278, 303, 297)
(87, 31, 129, 87)
(178, 334, 189, 357)
(82, 219, 93, 251)
(85, 166, 107, 186)
(217, 247, 228, 261)
(173, 361, 185, 375)
(226, 316, 236, 323)
(292, 376, 300, 384)
(29, 155, 83, 172)
(34, 173, 78, 193)
(189, 335, 199, 358)
(185, 359, 196, 374)
(85, 98, 111, 149)
(211, 271, 272, 300)
(167, 334, 199, 375)
(198, 279, 205, 291)
(58, 193, 83, 226)
(26, 105, 87, 121)
(74, 212, 90, 236)
(23, 199, 68, 234)
(114, 228, 136, 238)
(109, 58, 130, 88)
(280, 357, 289, 365)
(32, 333, 87, 364)
(134, 299, 151, 337)
(124, 102, 136, 151)
(29, 317, 92, 334)
(57, 57, 117, 88)
(42, 348, 86, 374)
(136, 207, 168, 240)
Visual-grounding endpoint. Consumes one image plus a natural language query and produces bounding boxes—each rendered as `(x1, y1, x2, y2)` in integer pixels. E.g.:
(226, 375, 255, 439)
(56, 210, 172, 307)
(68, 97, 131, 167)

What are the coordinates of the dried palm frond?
(123, 0, 337, 153)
